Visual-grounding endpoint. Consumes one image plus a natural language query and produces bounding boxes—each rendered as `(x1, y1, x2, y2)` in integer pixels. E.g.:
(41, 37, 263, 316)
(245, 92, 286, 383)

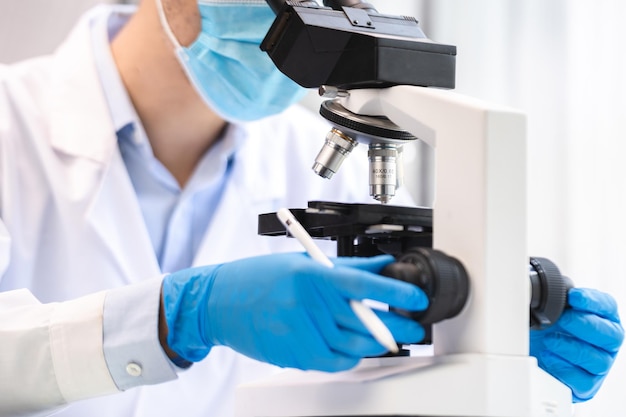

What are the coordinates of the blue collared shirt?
(91, 6, 242, 389)
(94, 9, 240, 274)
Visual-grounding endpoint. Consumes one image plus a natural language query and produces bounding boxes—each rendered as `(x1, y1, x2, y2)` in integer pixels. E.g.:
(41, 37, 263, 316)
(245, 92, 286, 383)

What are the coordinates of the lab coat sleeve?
(0, 288, 119, 416)
(102, 276, 178, 390)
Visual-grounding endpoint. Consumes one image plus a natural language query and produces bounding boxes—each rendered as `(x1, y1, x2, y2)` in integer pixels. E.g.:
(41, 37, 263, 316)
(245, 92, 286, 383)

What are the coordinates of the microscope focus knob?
(529, 257, 574, 330)
(381, 247, 469, 325)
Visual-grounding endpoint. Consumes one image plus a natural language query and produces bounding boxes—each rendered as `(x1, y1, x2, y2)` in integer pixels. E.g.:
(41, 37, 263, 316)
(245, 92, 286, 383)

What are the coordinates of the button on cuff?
(125, 362, 143, 377)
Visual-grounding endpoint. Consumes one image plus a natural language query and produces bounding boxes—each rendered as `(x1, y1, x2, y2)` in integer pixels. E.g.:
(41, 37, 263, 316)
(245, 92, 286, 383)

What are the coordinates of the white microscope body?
(235, 85, 573, 417)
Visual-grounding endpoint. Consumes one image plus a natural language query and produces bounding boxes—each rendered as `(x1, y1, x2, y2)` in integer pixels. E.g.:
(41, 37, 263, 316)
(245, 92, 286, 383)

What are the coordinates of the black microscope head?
(261, 0, 456, 90)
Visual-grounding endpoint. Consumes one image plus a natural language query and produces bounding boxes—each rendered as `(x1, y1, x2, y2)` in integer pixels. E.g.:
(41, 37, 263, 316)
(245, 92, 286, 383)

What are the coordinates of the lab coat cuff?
(103, 277, 179, 391)
(50, 290, 120, 402)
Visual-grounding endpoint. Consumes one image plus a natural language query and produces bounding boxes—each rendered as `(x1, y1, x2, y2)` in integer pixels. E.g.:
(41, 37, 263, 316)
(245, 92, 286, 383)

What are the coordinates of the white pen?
(276, 207, 399, 354)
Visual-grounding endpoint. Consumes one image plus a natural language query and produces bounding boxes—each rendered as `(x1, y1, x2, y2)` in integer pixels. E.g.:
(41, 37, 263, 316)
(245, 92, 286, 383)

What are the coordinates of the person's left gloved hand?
(161, 253, 427, 372)
(530, 287, 624, 402)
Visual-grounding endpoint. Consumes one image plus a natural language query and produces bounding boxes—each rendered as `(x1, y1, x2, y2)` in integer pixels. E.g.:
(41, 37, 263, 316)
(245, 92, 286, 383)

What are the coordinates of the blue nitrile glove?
(530, 287, 624, 402)
(162, 253, 428, 371)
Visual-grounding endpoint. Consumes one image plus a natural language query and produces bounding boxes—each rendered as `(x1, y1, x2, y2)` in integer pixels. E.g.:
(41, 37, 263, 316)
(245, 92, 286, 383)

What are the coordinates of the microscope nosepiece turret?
(315, 99, 416, 204)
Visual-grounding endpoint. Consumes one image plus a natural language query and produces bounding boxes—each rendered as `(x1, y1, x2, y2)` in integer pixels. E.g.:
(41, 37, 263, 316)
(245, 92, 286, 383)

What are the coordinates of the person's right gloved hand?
(161, 252, 428, 372)
(530, 287, 624, 402)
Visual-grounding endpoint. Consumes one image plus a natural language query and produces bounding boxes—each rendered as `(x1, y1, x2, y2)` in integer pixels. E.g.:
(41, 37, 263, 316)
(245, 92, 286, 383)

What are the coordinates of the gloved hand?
(530, 287, 624, 402)
(162, 253, 428, 372)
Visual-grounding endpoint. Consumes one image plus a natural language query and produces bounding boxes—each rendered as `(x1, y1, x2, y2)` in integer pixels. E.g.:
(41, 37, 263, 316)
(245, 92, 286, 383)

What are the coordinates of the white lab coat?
(0, 6, 395, 417)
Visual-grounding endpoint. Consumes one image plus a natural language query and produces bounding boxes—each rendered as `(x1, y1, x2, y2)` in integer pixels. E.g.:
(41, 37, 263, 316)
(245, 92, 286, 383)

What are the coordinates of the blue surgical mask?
(156, 0, 307, 122)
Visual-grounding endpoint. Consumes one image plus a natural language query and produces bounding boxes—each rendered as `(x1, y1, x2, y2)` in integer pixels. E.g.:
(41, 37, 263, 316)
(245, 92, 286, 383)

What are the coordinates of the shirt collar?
(91, 5, 146, 144)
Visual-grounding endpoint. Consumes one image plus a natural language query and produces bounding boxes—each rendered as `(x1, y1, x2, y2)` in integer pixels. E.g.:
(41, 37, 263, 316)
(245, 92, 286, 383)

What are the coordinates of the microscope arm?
(340, 86, 529, 357)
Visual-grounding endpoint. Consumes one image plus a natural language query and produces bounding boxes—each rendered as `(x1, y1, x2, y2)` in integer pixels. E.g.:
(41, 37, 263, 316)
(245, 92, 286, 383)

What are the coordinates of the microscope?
(237, 1, 575, 416)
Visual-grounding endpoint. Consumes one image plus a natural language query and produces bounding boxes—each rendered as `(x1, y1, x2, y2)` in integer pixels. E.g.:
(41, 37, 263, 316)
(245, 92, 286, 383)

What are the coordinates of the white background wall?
(1, 0, 624, 415)
(0, 0, 123, 63)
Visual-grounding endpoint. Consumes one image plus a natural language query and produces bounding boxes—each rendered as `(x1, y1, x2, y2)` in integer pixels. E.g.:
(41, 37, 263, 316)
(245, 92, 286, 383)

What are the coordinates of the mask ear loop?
(155, 0, 183, 49)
